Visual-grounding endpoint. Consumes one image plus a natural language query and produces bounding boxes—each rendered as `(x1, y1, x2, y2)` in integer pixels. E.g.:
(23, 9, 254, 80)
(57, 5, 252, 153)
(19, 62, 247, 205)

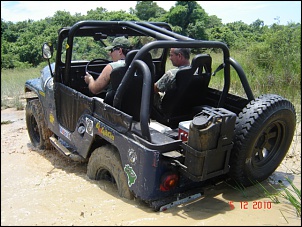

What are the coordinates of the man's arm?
(85, 64, 112, 94)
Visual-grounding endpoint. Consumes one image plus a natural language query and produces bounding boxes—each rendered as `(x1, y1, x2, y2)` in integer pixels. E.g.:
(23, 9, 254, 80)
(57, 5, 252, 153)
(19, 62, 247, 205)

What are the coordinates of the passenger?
(154, 47, 191, 109)
(84, 36, 131, 94)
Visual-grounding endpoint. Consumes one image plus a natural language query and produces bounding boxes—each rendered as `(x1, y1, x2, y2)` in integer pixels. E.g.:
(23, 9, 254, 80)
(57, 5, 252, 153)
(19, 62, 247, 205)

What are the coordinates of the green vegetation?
(226, 177, 301, 218)
(1, 120, 14, 125)
(280, 177, 301, 217)
(1, 67, 41, 109)
(1, 1, 301, 68)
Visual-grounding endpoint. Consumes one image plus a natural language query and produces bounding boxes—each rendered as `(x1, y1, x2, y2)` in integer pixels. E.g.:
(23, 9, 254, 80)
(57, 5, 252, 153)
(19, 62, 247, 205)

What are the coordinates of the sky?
(1, 1, 301, 26)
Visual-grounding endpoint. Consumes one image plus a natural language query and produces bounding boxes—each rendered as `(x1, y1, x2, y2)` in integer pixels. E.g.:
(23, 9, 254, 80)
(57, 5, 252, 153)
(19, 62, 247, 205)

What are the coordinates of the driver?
(84, 36, 131, 94)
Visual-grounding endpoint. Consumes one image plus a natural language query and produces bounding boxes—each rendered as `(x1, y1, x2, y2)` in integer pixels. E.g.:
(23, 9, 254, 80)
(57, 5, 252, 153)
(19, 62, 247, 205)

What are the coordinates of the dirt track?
(1, 107, 301, 226)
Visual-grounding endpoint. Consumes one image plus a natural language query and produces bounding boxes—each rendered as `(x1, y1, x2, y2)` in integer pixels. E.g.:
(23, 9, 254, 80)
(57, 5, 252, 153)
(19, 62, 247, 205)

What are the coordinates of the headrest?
(191, 54, 212, 73)
(125, 50, 139, 65)
(125, 50, 153, 66)
(125, 50, 154, 76)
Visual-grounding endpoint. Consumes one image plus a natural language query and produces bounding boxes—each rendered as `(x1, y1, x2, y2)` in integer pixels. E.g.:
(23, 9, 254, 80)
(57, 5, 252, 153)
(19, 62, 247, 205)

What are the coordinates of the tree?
(207, 15, 223, 29)
(167, 1, 209, 38)
(51, 10, 79, 27)
(207, 25, 237, 48)
(103, 10, 139, 21)
(187, 20, 208, 40)
(134, 1, 166, 21)
(1, 2, 300, 71)
(86, 7, 108, 20)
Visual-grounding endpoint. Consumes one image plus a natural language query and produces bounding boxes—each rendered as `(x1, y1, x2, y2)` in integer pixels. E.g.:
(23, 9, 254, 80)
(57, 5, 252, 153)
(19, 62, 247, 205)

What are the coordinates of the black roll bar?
(227, 57, 254, 101)
(113, 59, 152, 141)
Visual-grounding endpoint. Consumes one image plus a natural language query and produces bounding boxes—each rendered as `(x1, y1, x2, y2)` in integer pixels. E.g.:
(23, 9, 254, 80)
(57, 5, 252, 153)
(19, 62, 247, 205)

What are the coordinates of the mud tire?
(87, 145, 134, 200)
(25, 99, 53, 150)
(229, 94, 296, 186)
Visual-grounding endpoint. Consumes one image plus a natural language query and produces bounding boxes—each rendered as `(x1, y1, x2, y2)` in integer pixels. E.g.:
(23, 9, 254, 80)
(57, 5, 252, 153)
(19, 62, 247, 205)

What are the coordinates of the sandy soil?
(1, 107, 301, 226)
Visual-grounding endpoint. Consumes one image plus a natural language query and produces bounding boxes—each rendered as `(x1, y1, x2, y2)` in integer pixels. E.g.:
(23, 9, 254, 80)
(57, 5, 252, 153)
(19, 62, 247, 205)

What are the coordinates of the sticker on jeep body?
(59, 125, 71, 140)
(124, 164, 137, 187)
(85, 117, 93, 136)
(95, 121, 115, 141)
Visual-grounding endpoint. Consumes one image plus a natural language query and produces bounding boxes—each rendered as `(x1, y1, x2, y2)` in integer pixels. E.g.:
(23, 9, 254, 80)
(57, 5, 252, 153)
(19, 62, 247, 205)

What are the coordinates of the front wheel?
(25, 99, 53, 149)
(229, 94, 296, 186)
(87, 145, 134, 200)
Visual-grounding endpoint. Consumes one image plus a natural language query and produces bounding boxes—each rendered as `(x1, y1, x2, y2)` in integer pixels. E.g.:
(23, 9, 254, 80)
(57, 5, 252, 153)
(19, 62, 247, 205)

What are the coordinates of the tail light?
(160, 173, 179, 191)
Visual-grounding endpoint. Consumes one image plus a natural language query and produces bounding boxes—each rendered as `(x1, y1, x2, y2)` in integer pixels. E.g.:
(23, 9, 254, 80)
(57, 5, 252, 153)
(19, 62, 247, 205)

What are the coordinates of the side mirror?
(42, 42, 53, 59)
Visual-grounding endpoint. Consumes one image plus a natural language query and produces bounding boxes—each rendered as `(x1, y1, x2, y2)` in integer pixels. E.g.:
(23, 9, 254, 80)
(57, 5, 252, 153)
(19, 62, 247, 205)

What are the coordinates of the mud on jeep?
(25, 21, 296, 211)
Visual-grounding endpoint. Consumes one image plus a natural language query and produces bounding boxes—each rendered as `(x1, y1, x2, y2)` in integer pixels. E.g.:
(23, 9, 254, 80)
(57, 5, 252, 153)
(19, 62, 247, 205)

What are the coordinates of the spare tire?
(229, 94, 296, 186)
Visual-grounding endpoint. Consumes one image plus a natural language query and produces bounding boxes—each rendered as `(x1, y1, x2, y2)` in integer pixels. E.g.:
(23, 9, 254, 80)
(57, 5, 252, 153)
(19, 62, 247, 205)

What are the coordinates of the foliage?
(1, 0, 301, 73)
(280, 177, 301, 217)
(167, 1, 209, 37)
(134, 1, 166, 21)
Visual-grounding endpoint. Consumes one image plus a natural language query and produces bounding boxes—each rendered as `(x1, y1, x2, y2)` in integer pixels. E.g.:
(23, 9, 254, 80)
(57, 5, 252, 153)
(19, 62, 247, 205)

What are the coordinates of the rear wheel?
(87, 145, 134, 200)
(229, 94, 296, 186)
(25, 99, 53, 149)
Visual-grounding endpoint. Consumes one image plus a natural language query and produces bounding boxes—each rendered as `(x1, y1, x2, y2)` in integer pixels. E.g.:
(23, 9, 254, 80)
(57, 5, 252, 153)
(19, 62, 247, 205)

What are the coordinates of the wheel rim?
(252, 120, 285, 168)
(97, 169, 116, 184)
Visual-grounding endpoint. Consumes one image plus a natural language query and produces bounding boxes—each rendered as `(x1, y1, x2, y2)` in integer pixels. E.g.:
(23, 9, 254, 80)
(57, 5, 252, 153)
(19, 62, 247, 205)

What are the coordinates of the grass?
(225, 176, 301, 218)
(1, 120, 14, 125)
(165, 51, 301, 122)
(1, 67, 41, 110)
(209, 51, 301, 112)
(224, 122, 301, 219)
(279, 177, 301, 217)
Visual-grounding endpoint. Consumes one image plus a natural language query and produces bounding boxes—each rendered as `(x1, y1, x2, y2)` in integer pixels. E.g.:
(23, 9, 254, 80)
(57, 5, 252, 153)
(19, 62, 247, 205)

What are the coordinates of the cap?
(105, 36, 131, 50)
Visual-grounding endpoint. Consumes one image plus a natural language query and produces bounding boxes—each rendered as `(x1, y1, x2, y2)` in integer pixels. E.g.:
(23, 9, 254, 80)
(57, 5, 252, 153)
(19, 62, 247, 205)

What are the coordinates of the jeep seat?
(108, 50, 155, 122)
(104, 50, 138, 105)
(151, 54, 212, 128)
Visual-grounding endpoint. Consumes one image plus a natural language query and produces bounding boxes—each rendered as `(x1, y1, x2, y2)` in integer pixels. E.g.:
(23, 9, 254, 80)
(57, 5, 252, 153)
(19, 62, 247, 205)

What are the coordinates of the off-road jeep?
(25, 20, 296, 211)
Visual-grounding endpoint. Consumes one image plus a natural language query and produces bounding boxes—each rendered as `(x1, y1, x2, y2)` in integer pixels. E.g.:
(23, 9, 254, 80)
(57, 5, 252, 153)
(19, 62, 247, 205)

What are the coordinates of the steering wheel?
(85, 58, 111, 76)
